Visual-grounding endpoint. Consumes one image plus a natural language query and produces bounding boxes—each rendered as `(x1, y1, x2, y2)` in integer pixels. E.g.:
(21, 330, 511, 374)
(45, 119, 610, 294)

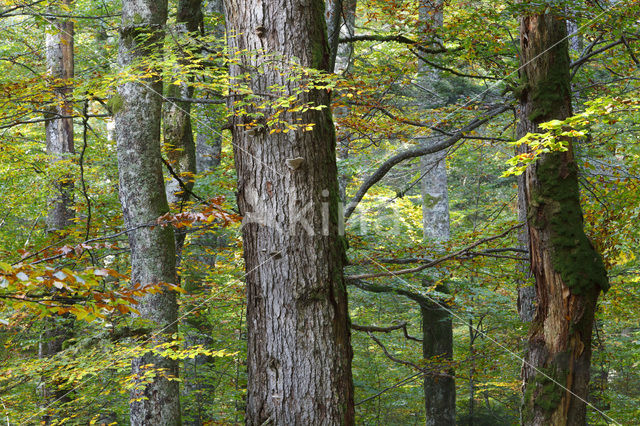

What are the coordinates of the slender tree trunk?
(163, 0, 201, 212)
(115, 1, 181, 424)
(517, 5, 609, 425)
(326, 0, 357, 202)
(417, 2, 455, 424)
(45, 0, 75, 234)
(225, 0, 355, 423)
(41, 1, 75, 421)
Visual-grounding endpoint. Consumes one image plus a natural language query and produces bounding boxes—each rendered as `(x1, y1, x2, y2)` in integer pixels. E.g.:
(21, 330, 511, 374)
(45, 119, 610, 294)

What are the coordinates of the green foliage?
(0, 0, 638, 424)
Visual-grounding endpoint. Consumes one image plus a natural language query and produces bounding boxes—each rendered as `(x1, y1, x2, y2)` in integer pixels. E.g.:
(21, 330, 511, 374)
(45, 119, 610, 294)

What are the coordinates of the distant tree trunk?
(517, 5, 609, 425)
(115, 1, 181, 424)
(41, 1, 75, 421)
(326, 0, 357, 202)
(194, 0, 224, 174)
(163, 0, 201, 250)
(45, 0, 75, 234)
(225, 0, 355, 423)
(417, 1, 455, 424)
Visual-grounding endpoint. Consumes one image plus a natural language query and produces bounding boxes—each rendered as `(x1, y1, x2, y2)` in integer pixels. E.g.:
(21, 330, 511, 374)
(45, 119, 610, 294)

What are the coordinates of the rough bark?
(115, 1, 181, 424)
(418, 2, 455, 424)
(517, 6, 609, 425)
(517, 172, 536, 323)
(225, 0, 355, 423)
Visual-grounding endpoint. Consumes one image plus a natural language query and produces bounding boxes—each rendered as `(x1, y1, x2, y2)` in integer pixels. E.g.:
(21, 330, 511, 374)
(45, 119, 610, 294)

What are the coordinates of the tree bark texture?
(225, 0, 355, 423)
(517, 7, 609, 425)
(418, 2, 455, 424)
(115, 1, 181, 424)
(45, 0, 75, 233)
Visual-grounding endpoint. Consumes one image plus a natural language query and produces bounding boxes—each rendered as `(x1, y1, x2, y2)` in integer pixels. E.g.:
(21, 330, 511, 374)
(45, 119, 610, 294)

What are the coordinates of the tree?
(516, 3, 609, 424)
(114, 0, 180, 424)
(416, 1, 456, 424)
(41, 0, 75, 421)
(224, 0, 355, 422)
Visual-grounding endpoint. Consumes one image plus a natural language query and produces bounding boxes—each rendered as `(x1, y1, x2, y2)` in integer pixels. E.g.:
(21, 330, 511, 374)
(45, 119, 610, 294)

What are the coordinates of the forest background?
(0, 0, 638, 424)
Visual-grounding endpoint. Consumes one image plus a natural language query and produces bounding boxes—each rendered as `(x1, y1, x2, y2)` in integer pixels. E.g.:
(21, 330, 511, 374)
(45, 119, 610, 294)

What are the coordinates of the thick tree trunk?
(417, 2, 455, 424)
(517, 7, 609, 425)
(225, 0, 355, 423)
(115, 1, 181, 424)
(41, 2, 75, 421)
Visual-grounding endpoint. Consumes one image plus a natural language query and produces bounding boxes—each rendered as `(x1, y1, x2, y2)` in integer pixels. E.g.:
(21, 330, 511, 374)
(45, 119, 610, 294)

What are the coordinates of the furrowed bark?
(115, 1, 181, 424)
(517, 5, 609, 425)
(225, 0, 355, 423)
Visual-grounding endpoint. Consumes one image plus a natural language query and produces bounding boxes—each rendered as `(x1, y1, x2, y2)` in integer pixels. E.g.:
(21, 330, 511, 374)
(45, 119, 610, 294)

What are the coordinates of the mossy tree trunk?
(115, 0, 181, 424)
(517, 5, 609, 425)
(225, 0, 355, 423)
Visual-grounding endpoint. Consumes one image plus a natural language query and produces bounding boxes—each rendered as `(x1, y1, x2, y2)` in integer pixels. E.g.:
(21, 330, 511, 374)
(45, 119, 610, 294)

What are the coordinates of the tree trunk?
(41, 1, 75, 421)
(115, 1, 181, 424)
(418, 2, 455, 424)
(421, 287, 455, 425)
(517, 6, 609, 425)
(225, 0, 355, 423)
(45, 0, 75, 234)
(163, 0, 201, 212)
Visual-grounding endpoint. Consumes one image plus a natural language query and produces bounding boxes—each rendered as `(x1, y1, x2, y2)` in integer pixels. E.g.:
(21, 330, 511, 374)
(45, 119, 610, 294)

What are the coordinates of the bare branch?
(352, 321, 422, 342)
(346, 223, 523, 280)
(344, 105, 511, 220)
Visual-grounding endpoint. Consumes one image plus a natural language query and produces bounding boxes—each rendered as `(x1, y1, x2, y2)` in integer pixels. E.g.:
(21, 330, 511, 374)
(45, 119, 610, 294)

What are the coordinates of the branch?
(570, 38, 625, 79)
(365, 331, 423, 370)
(353, 247, 528, 266)
(348, 278, 430, 307)
(339, 34, 450, 54)
(410, 48, 501, 81)
(165, 97, 225, 105)
(346, 223, 523, 280)
(344, 105, 511, 220)
(352, 321, 422, 342)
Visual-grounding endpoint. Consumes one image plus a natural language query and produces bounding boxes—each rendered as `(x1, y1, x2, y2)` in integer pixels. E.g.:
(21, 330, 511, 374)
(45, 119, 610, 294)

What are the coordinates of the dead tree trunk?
(517, 5, 609, 424)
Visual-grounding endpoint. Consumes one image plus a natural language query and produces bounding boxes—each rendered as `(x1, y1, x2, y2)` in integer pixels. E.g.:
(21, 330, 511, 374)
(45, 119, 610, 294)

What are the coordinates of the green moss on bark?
(528, 40, 571, 122)
(522, 354, 568, 419)
(107, 93, 124, 114)
(531, 153, 609, 294)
